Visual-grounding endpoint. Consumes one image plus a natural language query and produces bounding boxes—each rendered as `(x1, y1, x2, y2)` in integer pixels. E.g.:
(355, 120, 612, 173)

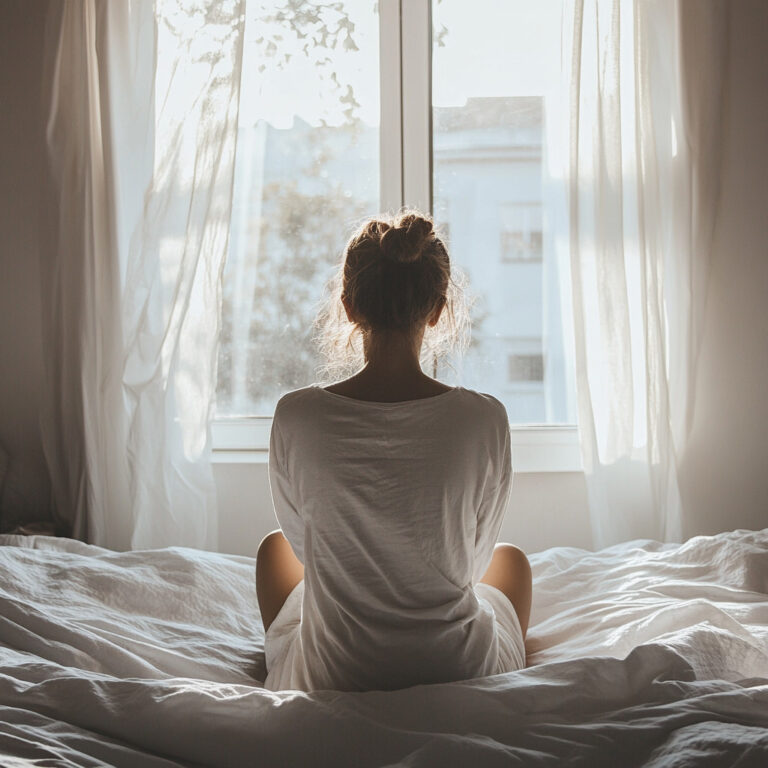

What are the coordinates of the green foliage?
(245, 171, 366, 398)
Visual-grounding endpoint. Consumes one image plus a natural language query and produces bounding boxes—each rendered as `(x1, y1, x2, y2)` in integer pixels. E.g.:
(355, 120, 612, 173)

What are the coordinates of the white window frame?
(211, 0, 582, 473)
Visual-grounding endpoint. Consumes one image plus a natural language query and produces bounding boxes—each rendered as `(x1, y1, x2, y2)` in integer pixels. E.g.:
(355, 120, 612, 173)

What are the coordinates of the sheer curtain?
(43, 0, 245, 550)
(564, 0, 727, 547)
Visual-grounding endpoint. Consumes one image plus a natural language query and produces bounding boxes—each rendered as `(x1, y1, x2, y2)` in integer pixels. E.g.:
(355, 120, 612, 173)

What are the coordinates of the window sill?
(210, 419, 582, 473)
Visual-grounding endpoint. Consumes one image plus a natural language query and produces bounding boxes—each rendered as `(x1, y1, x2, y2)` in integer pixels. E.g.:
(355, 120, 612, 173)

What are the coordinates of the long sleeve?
(472, 423, 513, 584)
(268, 414, 305, 563)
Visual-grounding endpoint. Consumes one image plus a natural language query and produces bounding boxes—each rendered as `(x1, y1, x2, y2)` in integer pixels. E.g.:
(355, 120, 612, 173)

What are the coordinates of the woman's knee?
(255, 529, 303, 631)
(489, 544, 532, 636)
(257, 529, 286, 561)
(494, 544, 531, 578)
(256, 529, 303, 586)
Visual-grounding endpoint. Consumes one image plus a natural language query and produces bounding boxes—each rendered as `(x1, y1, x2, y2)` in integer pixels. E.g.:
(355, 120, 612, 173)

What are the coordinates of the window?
(213, 0, 580, 469)
(431, 0, 575, 427)
(500, 204, 543, 263)
(508, 354, 544, 383)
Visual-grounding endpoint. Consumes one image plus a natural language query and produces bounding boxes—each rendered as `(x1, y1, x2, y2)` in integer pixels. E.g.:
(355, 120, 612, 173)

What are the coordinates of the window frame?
(211, 0, 581, 472)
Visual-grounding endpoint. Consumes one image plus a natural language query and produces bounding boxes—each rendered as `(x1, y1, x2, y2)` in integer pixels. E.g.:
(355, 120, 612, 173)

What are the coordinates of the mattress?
(0, 528, 766, 766)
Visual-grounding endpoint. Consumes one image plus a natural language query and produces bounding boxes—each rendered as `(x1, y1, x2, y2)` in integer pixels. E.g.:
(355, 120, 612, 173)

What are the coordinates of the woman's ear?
(341, 294, 356, 324)
(427, 296, 446, 327)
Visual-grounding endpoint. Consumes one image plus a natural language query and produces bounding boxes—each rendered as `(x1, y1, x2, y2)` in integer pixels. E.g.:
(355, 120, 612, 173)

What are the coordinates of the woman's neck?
(362, 329, 425, 380)
(323, 327, 451, 401)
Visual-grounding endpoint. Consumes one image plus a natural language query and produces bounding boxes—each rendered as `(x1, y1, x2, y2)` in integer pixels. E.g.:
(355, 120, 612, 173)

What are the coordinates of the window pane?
(216, 1, 380, 416)
(432, 0, 577, 425)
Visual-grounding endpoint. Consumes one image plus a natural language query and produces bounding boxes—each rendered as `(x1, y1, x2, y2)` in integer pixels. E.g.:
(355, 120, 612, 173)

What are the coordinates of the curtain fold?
(43, 0, 245, 550)
(565, 0, 727, 547)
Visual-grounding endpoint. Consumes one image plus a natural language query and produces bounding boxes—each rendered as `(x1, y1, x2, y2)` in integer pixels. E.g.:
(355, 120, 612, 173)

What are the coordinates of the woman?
(256, 211, 532, 692)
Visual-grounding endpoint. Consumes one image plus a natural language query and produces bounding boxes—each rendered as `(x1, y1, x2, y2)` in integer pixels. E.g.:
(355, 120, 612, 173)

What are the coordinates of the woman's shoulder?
(270, 387, 329, 446)
(274, 385, 323, 417)
(273, 384, 508, 431)
(454, 387, 509, 422)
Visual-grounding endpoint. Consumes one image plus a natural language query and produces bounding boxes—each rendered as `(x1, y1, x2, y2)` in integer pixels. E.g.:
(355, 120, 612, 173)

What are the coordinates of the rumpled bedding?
(0, 529, 766, 767)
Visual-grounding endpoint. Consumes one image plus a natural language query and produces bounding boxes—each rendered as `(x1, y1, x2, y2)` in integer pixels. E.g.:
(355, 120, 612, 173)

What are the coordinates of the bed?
(0, 529, 766, 767)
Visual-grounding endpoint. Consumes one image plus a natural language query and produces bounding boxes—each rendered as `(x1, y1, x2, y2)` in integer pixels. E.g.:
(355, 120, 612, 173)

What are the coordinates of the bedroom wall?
(677, 0, 768, 539)
(0, 1, 54, 527)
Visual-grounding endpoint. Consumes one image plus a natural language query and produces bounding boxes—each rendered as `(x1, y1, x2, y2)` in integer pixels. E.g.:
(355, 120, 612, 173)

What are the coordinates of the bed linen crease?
(0, 528, 765, 766)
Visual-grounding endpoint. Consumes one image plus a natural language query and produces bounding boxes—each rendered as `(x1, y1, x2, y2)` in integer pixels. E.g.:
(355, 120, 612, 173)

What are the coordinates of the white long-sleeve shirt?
(263, 384, 517, 692)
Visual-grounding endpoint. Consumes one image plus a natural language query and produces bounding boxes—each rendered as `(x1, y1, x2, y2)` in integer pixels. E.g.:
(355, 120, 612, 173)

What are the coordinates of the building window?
(508, 354, 544, 382)
(500, 203, 543, 263)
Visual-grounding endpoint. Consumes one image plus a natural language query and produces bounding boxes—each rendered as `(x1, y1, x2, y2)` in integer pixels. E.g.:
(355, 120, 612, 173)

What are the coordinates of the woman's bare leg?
(256, 529, 304, 632)
(480, 543, 532, 637)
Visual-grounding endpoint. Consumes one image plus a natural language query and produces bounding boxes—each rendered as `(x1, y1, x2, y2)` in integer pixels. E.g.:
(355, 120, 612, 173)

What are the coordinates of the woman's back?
(257, 211, 530, 693)
(264, 384, 513, 692)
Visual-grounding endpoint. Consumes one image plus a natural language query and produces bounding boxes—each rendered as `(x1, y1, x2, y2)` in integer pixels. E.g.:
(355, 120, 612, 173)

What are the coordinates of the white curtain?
(564, 0, 727, 547)
(42, 0, 245, 550)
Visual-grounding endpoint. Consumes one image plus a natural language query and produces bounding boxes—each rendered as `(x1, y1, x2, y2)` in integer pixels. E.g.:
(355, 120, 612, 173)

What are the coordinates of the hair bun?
(380, 213, 434, 264)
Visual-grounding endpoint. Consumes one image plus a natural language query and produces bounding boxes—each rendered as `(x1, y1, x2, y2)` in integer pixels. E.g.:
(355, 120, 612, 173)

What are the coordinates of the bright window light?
(214, 0, 578, 433)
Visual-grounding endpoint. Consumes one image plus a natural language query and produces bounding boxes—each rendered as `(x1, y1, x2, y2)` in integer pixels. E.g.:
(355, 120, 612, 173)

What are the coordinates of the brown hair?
(314, 210, 470, 381)
(342, 211, 449, 331)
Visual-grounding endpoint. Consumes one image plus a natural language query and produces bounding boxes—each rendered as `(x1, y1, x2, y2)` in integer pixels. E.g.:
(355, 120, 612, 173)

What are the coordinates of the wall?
(678, 0, 768, 538)
(0, 1, 54, 527)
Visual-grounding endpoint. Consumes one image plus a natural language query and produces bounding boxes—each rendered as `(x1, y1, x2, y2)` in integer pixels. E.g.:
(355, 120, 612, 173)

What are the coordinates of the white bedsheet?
(0, 529, 766, 766)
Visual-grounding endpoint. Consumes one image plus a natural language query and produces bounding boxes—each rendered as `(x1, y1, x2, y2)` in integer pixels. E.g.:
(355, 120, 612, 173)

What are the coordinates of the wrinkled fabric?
(563, 1, 728, 547)
(0, 529, 766, 766)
